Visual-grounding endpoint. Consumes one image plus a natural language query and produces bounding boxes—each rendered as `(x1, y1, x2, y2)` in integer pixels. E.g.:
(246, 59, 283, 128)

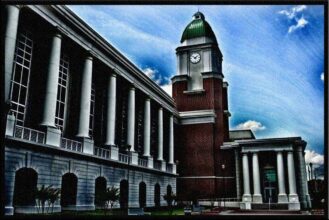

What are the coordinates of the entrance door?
(262, 165, 278, 203)
(264, 187, 277, 203)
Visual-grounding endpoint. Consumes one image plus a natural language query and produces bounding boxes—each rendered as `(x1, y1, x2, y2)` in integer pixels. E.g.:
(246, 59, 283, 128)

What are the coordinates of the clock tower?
(172, 12, 233, 200)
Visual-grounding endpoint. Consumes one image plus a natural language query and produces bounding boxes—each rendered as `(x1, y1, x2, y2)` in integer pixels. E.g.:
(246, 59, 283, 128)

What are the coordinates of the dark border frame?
(1, 1, 327, 219)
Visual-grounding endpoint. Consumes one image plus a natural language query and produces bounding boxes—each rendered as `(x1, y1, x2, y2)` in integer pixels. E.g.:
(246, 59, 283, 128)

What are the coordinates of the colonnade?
(241, 150, 299, 204)
(4, 5, 175, 164)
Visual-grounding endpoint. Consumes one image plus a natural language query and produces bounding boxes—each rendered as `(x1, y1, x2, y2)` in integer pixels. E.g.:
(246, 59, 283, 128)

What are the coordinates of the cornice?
(179, 109, 216, 125)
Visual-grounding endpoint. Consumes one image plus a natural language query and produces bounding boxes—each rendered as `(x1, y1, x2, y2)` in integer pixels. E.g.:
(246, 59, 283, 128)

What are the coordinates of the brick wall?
(173, 75, 234, 199)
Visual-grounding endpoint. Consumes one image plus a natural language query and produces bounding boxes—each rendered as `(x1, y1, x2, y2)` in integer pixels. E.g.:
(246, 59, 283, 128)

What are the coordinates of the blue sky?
(68, 5, 325, 162)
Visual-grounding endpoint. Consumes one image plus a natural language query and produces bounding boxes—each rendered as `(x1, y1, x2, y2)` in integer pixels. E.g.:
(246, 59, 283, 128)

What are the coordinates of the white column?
(277, 151, 288, 203)
(77, 55, 93, 138)
(127, 86, 135, 151)
(105, 73, 117, 146)
(143, 98, 151, 157)
(252, 152, 262, 203)
(168, 114, 174, 164)
(40, 32, 62, 127)
(157, 107, 163, 161)
(296, 145, 311, 209)
(242, 153, 251, 202)
(234, 149, 241, 200)
(4, 5, 20, 103)
(287, 151, 299, 202)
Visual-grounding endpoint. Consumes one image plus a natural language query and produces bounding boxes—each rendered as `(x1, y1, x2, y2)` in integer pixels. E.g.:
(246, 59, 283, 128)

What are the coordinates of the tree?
(47, 188, 61, 213)
(35, 185, 60, 214)
(163, 192, 177, 215)
(98, 186, 120, 215)
(35, 185, 51, 214)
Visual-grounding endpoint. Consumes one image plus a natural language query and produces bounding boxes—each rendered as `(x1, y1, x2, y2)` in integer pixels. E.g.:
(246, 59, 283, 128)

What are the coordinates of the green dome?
(180, 12, 217, 44)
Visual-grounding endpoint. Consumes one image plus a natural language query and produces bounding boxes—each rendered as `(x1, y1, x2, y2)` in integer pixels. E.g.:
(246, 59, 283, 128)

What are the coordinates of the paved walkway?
(219, 210, 312, 215)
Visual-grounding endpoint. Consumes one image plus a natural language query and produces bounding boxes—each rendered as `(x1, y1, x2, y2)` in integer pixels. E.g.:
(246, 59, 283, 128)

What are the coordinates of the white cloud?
(235, 120, 266, 131)
(305, 150, 324, 165)
(160, 83, 172, 97)
(278, 5, 309, 34)
(143, 67, 157, 79)
(278, 5, 307, 19)
(288, 16, 308, 33)
(320, 72, 324, 81)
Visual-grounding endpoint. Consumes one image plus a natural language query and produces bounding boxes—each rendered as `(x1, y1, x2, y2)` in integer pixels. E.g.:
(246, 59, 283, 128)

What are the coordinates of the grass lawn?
(150, 207, 184, 216)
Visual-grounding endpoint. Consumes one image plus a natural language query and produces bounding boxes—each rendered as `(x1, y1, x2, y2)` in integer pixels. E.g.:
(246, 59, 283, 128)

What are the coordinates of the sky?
(68, 5, 325, 166)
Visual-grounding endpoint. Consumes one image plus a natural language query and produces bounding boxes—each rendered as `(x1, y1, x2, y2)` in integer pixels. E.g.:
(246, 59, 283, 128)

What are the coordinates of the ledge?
(221, 142, 240, 149)
(179, 109, 216, 125)
(5, 136, 178, 177)
(171, 74, 189, 83)
(224, 110, 231, 117)
(183, 89, 206, 95)
(223, 81, 229, 88)
(201, 71, 224, 79)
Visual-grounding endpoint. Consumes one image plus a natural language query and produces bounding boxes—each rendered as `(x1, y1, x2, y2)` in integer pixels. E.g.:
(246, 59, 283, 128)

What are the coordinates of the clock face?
(190, 52, 201, 64)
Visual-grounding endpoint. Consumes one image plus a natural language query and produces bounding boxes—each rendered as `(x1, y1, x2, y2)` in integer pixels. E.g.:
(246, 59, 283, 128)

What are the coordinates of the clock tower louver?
(172, 12, 234, 200)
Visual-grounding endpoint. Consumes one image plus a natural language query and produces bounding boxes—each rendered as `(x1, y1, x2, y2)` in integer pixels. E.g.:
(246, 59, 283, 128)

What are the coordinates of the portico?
(222, 137, 309, 211)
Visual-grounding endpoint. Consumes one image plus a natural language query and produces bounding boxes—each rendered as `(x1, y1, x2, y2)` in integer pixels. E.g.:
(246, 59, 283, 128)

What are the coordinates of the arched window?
(167, 185, 172, 196)
(61, 173, 77, 207)
(139, 182, 146, 208)
(154, 183, 161, 207)
(120, 180, 128, 209)
(95, 177, 107, 207)
(13, 168, 38, 206)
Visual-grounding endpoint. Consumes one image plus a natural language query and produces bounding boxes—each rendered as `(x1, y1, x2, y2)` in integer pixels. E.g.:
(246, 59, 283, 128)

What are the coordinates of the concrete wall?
(5, 141, 176, 215)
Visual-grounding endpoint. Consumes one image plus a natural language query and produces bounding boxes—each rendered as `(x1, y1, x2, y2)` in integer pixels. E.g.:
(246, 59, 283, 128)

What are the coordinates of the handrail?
(14, 125, 45, 144)
(119, 153, 131, 164)
(61, 137, 83, 152)
(153, 161, 162, 170)
(166, 164, 173, 173)
(138, 158, 148, 167)
(94, 146, 111, 159)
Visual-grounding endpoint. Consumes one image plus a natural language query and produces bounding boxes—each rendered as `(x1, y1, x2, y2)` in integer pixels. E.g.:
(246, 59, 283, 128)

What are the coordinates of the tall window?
(55, 54, 69, 131)
(10, 30, 33, 126)
(89, 83, 95, 137)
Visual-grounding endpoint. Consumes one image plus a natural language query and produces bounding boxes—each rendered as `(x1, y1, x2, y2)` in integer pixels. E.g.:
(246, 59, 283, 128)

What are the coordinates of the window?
(89, 83, 95, 137)
(55, 54, 69, 131)
(10, 30, 33, 126)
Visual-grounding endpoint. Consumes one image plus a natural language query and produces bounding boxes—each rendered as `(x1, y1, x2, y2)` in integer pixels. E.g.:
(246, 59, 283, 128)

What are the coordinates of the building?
(172, 11, 311, 211)
(3, 5, 177, 215)
(2, 5, 311, 215)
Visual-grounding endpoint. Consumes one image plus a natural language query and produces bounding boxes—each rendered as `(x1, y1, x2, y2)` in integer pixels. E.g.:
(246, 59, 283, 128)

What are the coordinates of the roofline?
(235, 136, 304, 145)
(229, 129, 255, 139)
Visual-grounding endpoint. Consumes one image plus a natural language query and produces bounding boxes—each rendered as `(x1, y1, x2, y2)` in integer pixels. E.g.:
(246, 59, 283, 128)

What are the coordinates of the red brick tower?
(172, 12, 233, 200)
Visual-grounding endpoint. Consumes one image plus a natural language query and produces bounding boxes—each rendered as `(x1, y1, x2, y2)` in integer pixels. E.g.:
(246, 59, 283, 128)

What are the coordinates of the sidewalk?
(219, 209, 312, 215)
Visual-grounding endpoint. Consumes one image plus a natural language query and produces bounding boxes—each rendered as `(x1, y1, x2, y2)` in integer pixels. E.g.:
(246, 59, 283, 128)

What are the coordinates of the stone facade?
(5, 138, 176, 215)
